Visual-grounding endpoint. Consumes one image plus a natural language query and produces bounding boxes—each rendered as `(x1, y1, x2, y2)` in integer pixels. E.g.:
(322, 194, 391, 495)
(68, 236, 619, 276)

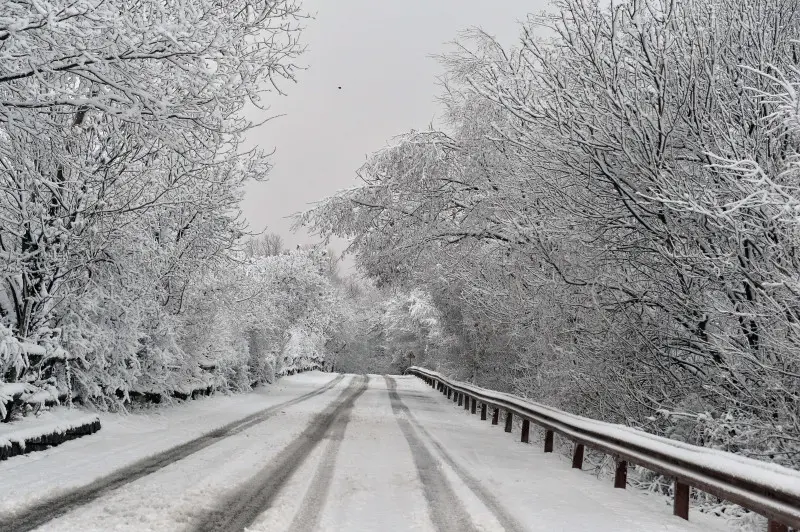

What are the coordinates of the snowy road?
(1, 373, 726, 531)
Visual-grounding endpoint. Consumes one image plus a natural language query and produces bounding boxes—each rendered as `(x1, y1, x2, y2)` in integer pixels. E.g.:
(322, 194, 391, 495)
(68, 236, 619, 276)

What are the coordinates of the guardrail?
(406, 366, 800, 532)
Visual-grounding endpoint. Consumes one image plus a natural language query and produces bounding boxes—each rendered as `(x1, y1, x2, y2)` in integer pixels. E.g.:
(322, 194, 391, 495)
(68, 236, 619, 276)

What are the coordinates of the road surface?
(0, 373, 725, 531)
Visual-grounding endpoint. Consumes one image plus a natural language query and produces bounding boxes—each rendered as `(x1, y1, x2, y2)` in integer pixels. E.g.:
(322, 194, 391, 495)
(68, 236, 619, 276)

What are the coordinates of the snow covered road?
(1, 373, 727, 531)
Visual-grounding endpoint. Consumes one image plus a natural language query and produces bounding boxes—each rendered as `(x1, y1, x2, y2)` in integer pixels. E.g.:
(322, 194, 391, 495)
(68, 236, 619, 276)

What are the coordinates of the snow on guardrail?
(406, 366, 800, 531)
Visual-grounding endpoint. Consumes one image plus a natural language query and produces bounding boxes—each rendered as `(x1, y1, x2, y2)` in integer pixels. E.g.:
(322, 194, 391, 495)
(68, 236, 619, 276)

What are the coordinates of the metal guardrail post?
(674, 481, 690, 520)
(544, 430, 554, 453)
(768, 521, 789, 532)
(572, 443, 585, 469)
(614, 459, 627, 489)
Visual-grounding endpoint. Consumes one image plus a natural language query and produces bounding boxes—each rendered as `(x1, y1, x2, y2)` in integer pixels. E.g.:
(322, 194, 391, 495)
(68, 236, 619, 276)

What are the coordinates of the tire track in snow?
(191, 375, 369, 532)
(285, 375, 370, 532)
(397, 379, 527, 532)
(383, 376, 479, 532)
(0, 374, 345, 532)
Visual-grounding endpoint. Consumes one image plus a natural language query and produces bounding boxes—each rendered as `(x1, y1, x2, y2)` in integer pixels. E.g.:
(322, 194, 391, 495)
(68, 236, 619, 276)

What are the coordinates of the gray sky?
(241, 0, 542, 255)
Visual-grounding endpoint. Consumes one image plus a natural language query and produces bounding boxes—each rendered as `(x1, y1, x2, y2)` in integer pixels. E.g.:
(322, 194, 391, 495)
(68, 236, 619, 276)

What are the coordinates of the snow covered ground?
(0, 408, 99, 451)
(0, 371, 339, 520)
(245, 375, 728, 532)
(0, 372, 731, 531)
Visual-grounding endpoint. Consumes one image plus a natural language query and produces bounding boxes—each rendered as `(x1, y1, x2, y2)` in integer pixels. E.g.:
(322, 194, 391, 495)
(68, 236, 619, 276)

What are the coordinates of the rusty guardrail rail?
(406, 366, 800, 532)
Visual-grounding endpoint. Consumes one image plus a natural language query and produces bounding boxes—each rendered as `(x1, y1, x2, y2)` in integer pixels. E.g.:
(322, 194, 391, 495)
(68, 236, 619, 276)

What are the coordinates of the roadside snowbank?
(0, 409, 100, 459)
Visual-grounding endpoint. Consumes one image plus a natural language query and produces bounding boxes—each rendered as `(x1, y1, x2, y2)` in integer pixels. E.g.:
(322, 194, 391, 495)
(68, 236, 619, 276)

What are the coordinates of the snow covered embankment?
(0, 408, 100, 460)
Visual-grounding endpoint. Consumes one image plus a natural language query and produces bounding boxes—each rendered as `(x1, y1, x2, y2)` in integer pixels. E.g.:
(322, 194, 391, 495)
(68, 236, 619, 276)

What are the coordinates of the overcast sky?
(241, 0, 544, 255)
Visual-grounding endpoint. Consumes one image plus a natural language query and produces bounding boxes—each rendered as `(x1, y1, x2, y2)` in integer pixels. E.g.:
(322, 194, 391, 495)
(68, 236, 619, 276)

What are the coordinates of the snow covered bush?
(381, 289, 447, 373)
(280, 327, 325, 374)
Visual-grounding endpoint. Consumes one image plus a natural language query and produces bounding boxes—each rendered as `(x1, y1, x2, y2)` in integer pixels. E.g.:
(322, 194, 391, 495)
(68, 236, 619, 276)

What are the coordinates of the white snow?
(29, 373, 355, 531)
(410, 367, 800, 499)
(247, 375, 433, 531)
(0, 372, 737, 531)
(0, 371, 339, 518)
(249, 375, 728, 531)
(390, 375, 729, 531)
(0, 408, 98, 449)
(0, 383, 35, 397)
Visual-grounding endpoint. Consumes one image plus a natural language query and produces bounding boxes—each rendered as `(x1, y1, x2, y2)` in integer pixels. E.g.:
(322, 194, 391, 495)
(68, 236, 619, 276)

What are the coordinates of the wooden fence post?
(521, 419, 530, 443)
(447, 388, 452, 399)
(458, 393, 463, 406)
(481, 403, 487, 420)
(572, 443, 585, 469)
(504, 411, 513, 433)
(464, 396, 470, 410)
(471, 397, 477, 414)
(492, 407, 499, 425)
(673, 481, 690, 520)
(614, 460, 627, 489)
(544, 430, 554, 453)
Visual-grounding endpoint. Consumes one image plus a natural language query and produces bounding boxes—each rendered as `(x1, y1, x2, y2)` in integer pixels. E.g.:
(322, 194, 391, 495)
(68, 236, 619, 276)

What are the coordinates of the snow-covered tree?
(0, 0, 306, 415)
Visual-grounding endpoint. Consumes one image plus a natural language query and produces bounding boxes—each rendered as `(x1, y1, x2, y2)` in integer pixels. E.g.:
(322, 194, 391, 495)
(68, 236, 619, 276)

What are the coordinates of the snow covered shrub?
(0, 323, 68, 419)
(323, 278, 390, 374)
(280, 326, 325, 374)
(380, 289, 447, 373)
(0, 323, 26, 386)
(246, 328, 280, 385)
